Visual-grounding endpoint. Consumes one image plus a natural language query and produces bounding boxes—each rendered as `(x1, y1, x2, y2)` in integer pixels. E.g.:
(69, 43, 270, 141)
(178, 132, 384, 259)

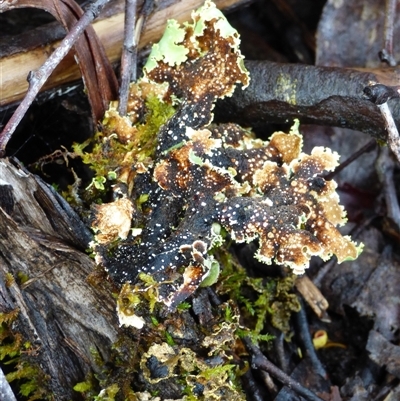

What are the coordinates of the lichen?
(22, 2, 367, 399)
(74, 1, 362, 323)
(275, 72, 298, 105)
(95, 117, 360, 315)
(136, 302, 246, 400)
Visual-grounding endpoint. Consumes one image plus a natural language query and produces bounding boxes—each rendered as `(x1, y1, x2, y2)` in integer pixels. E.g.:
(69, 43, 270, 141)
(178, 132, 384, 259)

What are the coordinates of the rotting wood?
(0, 0, 251, 108)
(0, 158, 119, 400)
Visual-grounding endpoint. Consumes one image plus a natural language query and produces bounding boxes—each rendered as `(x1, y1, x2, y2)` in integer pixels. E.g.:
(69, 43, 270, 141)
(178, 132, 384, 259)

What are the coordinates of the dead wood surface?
(0, 0, 251, 108)
(0, 158, 119, 400)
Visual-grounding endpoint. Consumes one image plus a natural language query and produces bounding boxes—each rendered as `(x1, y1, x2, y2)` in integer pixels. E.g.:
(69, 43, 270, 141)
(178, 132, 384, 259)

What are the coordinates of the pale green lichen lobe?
(144, 0, 249, 92)
(191, 0, 240, 46)
(145, 19, 189, 71)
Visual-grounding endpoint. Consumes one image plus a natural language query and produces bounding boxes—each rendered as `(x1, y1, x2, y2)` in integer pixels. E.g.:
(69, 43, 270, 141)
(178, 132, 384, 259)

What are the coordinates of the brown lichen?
(87, 1, 360, 321)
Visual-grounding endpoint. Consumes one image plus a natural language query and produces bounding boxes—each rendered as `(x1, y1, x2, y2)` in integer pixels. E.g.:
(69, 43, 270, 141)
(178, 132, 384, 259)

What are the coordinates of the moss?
(95, 383, 120, 400)
(5, 272, 15, 287)
(216, 248, 300, 339)
(164, 330, 175, 347)
(0, 309, 52, 400)
(0, 309, 19, 326)
(17, 271, 29, 285)
(199, 364, 236, 381)
(176, 302, 191, 311)
(6, 362, 50, 401)
(69, 91, 176, 205)
(73, 378, 94, 393)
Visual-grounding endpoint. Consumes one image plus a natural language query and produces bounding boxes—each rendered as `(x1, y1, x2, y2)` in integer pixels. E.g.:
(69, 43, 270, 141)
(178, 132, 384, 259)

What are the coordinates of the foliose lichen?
(81, 0, 362, 328)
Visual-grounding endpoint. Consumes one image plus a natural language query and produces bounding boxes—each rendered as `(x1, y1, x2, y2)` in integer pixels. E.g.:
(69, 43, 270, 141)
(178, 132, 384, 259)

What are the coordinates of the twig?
(379, 0, 397, 66)
(324, 139, 376, 181)
(241, 369, 266, 401)
(118, 0, 154, 115)
(259, 370, 279, 396)
(378, 102, 400, 163)
(131, 0, 154, 82)
(295, 298, 328, 380)
(364, 83, 400, 163)
(206, 286, 222, 306)
(118, 0, 137, 116)
(275, 331, 289, 373)
(295, 275, 330, 322)
(376, 146, 400, 230)
(244, 337, 325, 401)
(312, 258, 336, 288)
(0, 0, 111, 158)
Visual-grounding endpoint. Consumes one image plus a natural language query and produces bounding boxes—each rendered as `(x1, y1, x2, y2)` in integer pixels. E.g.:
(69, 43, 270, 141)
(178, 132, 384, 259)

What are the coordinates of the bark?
(0, 158, 119, 400)
(215, 60, 400, 140)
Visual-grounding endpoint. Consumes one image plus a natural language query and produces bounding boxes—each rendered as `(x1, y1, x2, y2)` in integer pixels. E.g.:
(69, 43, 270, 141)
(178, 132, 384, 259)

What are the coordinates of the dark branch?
(244, 337, 325, 401)
(118, 0, 137, 116)
(215, 61, 400, 141)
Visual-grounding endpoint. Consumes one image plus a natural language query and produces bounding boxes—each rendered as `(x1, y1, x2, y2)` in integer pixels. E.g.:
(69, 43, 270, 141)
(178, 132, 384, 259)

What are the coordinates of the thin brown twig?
(118, 0, 137, 116)
(324, 139, 376, 180)
(244, 337, 325, 401)
(118, 0, 154, 115)
(0, 0, 111, 158)
(379, 0, 397, 66)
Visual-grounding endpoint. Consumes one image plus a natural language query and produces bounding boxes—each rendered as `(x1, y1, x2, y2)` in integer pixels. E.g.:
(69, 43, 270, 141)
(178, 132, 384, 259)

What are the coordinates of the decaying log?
(0, 0, 251, 108)
(0, 158, 119, 400)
